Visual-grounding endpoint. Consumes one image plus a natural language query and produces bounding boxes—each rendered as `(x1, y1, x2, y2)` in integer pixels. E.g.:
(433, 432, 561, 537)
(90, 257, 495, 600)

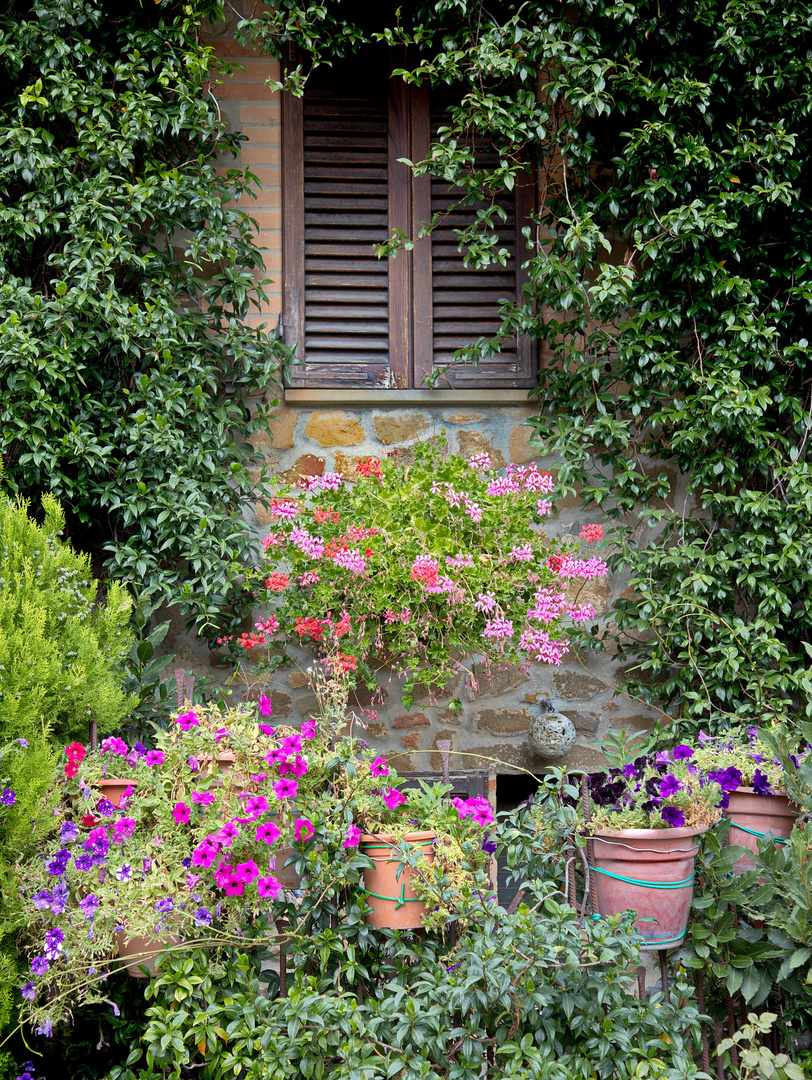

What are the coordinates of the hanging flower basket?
(725, 787, 798, 874)
(590, 825, 707, 950)
(359, 831, 436, 930)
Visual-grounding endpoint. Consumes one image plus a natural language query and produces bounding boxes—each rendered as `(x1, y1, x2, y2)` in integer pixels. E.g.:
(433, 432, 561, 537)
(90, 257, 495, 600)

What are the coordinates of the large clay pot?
(590, 825, 707, 950)
(96, 778, 137, 808)
(359, 831, 436, 930)
(116, 931, 178, 978)
(726, 788, 798, 874)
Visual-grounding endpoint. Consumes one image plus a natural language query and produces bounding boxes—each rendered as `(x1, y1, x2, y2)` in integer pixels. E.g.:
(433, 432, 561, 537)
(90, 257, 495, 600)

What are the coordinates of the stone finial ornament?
(527, 698, 576, 760)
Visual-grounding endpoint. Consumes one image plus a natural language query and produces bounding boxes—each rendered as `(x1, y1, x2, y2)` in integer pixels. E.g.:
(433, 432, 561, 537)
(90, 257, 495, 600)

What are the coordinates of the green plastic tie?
(729, 821, 788, 844)
(362, 887, 423, 907)
(592, 867, 695, 889)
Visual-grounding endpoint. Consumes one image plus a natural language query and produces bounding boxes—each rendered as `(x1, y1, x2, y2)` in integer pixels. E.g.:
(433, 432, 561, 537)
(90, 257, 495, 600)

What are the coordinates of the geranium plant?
(238, 438, 607, 704)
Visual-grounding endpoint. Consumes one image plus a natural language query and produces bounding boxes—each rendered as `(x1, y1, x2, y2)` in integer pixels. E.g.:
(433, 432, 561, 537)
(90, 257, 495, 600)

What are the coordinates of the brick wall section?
(205, 31, 282, 330)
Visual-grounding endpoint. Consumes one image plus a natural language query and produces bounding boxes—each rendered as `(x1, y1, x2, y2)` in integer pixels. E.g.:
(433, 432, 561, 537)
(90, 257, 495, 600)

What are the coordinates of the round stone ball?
(528, 712, 576, 759)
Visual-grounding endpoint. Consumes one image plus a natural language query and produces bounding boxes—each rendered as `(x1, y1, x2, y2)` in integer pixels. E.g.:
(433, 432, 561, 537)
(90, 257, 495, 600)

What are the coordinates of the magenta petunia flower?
(258, 724, 275, 736)
(273, 778, 299, 801)
(245, 795, 270, 817)
(301, 719, 316, 739)
(294, 817, 315, 842)
(192, 791, 215, 806)
(382, 788, 406, 810)
(259, 694, 273, 716)
(370, 757, 389, 777)
(175, 710, 199, 730)
(144, 750, 164, 766)
(215, 821, 240, 847)
(280, 755, 308, 779)
(264, 748, 288, 766)
(213, 860, 235, 887)
(280, 734, 302, 755)
(191, 845, 216, 868)
(112, 817, 136, 843)
(343, 824, 362, 849)
(223, 879, 245, 897)
(257, 874, 282, 899)
(172, 802, 191, 824)
(235, 860, 259, 884)
(255, 821, 281, 846)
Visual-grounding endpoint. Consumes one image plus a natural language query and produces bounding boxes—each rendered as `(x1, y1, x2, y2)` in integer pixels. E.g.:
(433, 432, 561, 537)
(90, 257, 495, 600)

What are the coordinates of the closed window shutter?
(283, 49, 393, 388)
(282, 50, 535, 389)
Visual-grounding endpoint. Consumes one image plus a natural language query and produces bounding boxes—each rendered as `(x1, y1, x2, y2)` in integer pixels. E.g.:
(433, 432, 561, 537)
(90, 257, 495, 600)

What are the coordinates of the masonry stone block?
(305, 411, 365, 447)
(288, 672, 310, 689)
(279, 454, 325, 485)
(401, 733, 420, 749)
(476, 707, 532, 734)
(373, 412, 429, 444)
(509, 422, 536, 464)
(553, 671, 605, 700)
(466, 663, 529, 701)
(568, 710, 601, 734)
(392, 713, 430, 729)
(456, 430, 506, 469)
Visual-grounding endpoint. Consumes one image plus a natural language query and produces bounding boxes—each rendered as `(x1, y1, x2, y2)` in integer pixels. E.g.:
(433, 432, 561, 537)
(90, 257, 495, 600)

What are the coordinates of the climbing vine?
(239, 0, 812, 733)
(0, 0, 290, 640)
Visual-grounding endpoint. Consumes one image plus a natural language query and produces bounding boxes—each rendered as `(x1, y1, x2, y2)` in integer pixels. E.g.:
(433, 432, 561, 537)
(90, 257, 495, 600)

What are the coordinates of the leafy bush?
(0, 493, 134, 746)
(0, 0, 290, 641)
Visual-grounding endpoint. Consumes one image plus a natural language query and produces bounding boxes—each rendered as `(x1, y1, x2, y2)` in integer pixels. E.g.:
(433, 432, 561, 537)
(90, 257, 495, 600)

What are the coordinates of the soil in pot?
(359, 831, 436, 930)
(726, 788, 798, 874)
(590, 825, 707, 950)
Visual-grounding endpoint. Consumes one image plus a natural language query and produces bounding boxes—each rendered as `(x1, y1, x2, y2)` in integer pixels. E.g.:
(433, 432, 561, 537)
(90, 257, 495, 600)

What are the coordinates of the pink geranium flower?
(255, 821, 281, 846)
(293, 817, 315, 842)
(273, 778, 299, 801)
(343, 825, 362, 849)
(257, 875, 282, 899)
(172, 802, 191, 824)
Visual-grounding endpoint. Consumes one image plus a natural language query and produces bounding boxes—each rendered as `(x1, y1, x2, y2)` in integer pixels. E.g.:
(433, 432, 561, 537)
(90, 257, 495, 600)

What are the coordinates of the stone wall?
(174, 13, 664, 781)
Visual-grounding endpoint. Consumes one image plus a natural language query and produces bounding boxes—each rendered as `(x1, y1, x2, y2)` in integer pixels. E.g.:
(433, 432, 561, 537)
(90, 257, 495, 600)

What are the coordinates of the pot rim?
(98, 777, 138, 787)
(728, 785, 794, 800)
(589, 824, 710, 841)
(359, 830, 437, 846)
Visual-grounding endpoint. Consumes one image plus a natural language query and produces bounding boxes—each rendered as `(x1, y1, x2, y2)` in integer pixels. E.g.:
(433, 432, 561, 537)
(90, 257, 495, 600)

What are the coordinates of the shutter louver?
(285, 54, 393, 388)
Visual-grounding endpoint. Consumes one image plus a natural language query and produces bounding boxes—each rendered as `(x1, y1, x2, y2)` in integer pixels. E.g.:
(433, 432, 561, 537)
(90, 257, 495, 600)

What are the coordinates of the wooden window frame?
(281, 45, 536, 391)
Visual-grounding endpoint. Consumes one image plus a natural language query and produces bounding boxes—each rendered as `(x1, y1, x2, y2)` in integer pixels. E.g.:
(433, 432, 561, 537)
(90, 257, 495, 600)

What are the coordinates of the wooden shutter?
(282, 50, 535, 389)
(412, 94, 536, 389)
(283, 48, 395, 388)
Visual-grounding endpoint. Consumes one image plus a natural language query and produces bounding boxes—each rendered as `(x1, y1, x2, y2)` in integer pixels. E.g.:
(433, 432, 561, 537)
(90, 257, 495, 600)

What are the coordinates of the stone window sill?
(283, 389, 535, 405)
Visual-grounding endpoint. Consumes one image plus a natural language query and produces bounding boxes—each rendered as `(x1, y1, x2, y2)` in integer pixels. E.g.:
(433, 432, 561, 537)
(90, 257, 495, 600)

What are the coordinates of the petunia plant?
(234, 438, 607, 705)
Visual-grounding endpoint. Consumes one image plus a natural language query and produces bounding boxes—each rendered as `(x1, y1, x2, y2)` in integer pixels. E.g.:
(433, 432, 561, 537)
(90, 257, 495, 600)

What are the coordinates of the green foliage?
(0, 493, 134, 745)
(238, 0, 812, 733)
(0, 0, 290, 641)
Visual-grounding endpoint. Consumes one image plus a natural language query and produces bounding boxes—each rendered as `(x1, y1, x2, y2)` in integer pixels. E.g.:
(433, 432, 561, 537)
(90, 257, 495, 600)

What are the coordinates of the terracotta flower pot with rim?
(589, 824, 708, 950)
(725, 787, 798, 874)
(116, 931, 179, 978)
(96, 778, 137, 808)
(359, 831, 436, 930)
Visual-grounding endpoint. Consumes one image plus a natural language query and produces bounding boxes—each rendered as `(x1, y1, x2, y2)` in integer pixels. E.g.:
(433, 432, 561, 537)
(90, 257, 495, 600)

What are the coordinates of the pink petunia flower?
(257, 874, 282, 899)
(112, 817, 136, 843)
(281, 734, 302, 755)
(343, 824, 362, 849)
(280, 755, 308, 779)
(213, 860, 235, 887)
(264, 747, 288, 766)
(191, 845, 217, 869)
(258, 724, 275, 736)
(223, 879, 245, 897)
(172, 802, 191, 824)
(144, 750, 164, 766)
(255, 821, 281, 846)
(273, 778, 299, 801)
(259, 694, 273, 716)
(215, 821, 240, 847)
(245, 795, 270, 818)
(294, 817, 315, 842)
(175, 710, 199, 730)
(235, 860, 259, 884)
(370, 757, 389, 777)
(382, 788, 406, 810)
(301, 719, 316, 740)
(192, 791, 215, 806)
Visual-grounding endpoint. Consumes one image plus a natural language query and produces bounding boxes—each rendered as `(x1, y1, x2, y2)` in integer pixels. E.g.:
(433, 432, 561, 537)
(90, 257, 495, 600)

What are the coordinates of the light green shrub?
(0, 493, 135, 746)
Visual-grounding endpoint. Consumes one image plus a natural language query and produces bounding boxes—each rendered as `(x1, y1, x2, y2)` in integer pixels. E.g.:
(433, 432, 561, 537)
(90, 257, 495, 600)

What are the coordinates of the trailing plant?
(237, 440, 606, 705)
(0, 0, 290, 641)
(235, 0, 812, 734)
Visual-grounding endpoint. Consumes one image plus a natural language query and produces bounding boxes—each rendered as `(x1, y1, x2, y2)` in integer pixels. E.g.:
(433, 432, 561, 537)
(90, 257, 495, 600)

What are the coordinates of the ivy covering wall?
(0, 0, 289, 640)
(240, 0, 812, 733)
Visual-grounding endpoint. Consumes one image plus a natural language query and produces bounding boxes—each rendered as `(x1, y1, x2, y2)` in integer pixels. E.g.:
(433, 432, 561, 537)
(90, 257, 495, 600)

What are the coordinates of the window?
(281, 46, 535, 390)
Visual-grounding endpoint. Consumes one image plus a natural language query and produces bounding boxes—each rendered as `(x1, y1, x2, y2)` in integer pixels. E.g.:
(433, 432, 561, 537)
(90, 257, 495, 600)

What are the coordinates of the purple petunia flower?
(30, 956, 49, 976)
(659, 774, 682, 798)
(752, 769, 773, 797)
(116, 864, 132, 881)
(73, 854, 92, 872)
(155, 898, 174, 914)
(96, 799, 116, 816)
(32, 889, 53, 910)
(60, 821, 79, 843)
(44, 927, 65, 960)
(21, 982, 36, 1001)
(710, 766, 742, 793)
(194, 908, 212, 925)
(481, 839, 498, 855)
(79, 894, 99, 921)
(1, 788, 16, 807)
(188, 755, 199, 771)
(661, 806, 686, 828)
(672, 745, 694, 760)
(50, 881, 68, 915)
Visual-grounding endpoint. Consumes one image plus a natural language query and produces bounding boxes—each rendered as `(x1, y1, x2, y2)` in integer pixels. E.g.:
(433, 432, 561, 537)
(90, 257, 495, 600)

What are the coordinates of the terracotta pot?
(726, 788, 798, 874)
(590, 825, 707, 951)
(96, 778, 137, 808)
(116, 931, 178, 978)
(359, 831, 436, 930)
